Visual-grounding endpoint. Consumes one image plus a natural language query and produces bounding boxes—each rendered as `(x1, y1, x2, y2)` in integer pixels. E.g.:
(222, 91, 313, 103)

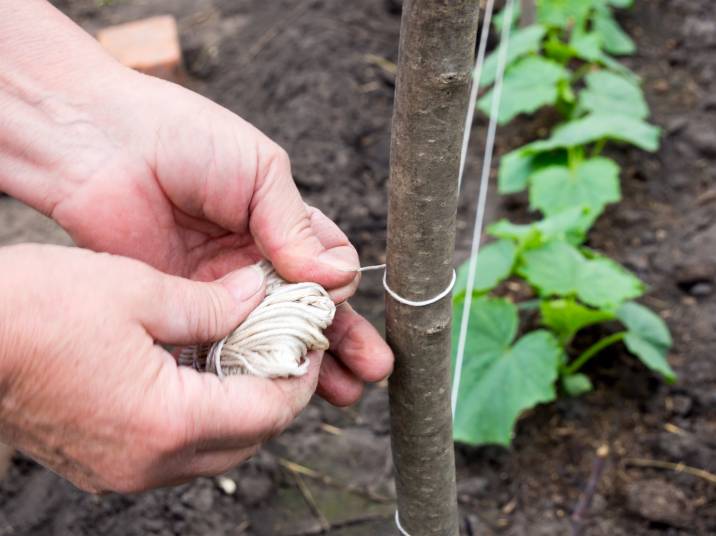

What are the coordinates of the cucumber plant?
(452, 0, 674, 446)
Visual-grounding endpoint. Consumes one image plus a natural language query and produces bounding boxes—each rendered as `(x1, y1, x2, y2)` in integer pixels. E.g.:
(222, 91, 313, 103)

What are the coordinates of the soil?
(1, 0, 715, 534)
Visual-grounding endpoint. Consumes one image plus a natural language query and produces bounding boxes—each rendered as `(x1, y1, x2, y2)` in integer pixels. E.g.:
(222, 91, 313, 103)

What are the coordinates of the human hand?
(0, 2, 393, 406)
(0, 244, 343, 492)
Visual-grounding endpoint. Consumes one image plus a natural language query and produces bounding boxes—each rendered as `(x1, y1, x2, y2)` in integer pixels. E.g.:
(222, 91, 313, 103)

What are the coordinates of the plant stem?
(517, 299, 541, 310)
(571, 63, 593, 83)
(567, 146, 583, 170)
(564, 331, 626, 375)
(592, 138, 606, 157)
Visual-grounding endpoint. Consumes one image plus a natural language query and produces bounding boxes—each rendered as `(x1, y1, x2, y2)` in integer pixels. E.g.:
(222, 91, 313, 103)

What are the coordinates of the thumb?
(141, 265, 266, 345)
(249, 144, 358, 287)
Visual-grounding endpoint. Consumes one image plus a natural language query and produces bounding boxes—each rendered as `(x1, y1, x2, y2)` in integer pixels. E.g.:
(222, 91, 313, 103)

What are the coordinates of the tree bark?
(386, 2, 479, 535)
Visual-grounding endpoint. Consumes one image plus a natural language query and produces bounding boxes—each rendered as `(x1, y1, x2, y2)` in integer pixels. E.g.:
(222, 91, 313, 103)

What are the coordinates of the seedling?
(453, 0, 674, 446)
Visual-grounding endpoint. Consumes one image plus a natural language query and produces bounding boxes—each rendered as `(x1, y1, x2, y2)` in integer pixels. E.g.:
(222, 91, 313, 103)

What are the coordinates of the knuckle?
(269, 145, 291, 170)
(190, 284, 227, 342)
(258, 143, 292, 188)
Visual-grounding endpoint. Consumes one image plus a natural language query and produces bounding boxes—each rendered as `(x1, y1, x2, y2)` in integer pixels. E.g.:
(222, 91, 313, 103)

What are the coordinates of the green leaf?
(533, 207, 594, 244)
(541, 298, 615, 345)
(489, 206, 593, 248)
(493, 3, 521, 32)
(562, 373, 594, 396)
(570, 31, 604, 62)
(480, 25, 546, 87)
(538, 0, 593, 28)
(519, 241, 644, 308)
(479, 56, 570, 124)
(529, 157, 621, 217)
(519, 241, 583, 296)
(608, 0, 633, 7)
(454, 240, 517, 299)
(544, 35, 580, 63)
(453, 298, 561, 446)
(617, 302, 676, 382)
(524, 114, 661, 153)
(577, 256, 645, 308)
(498, 149, 568, 194)
(593, 8, 636, 55)
(579, 70, 648, 119)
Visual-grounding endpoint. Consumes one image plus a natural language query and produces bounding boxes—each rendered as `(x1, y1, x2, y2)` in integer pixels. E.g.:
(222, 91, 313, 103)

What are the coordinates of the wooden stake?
(386, 2, 479, 534)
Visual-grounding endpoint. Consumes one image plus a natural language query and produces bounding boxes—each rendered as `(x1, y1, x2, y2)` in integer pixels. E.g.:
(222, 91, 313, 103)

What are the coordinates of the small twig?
(624, 457, 716, 485)
(570, 444, 609, 536)
(290, 470, 330, 532)
(278, 457, 392, 503)
(290, 512, 389, 536)
(319, 423, 343, 436)
(363, 53, 397, 76)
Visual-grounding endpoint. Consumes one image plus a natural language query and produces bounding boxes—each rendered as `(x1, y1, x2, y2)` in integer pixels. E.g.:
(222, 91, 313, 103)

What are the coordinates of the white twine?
(451, 0, 511, 419)
(395, 510, 410, 536)
(344, 263, 457, 307)
(179, 260, 456, 379)
(180, 260, 335, 378)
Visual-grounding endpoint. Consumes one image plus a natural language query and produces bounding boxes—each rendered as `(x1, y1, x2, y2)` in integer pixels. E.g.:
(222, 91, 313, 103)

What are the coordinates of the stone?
(457, 476, 489, 497)
(685, 121, 716, 158)
(690, 282, 713, 297)
(97, 16, 183, 81)
(625, 478, 693, 527)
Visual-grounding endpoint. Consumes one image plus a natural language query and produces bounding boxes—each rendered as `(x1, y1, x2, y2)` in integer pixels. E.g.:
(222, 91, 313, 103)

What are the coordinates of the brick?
(97, 15, 183, 81)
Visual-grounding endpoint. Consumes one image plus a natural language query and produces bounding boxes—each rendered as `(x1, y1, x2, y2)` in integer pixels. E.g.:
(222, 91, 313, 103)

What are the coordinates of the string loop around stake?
(343, 264, 457, 307)
(395, 510, 410, 536)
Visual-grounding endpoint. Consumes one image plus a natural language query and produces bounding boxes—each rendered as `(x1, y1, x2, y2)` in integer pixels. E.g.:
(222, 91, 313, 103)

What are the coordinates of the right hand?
(0, 244, 321, 493)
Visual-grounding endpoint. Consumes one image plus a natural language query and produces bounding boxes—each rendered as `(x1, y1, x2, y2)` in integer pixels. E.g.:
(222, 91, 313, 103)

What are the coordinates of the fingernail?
(220, 266, 265, 302)
(318, 249, 358, 272)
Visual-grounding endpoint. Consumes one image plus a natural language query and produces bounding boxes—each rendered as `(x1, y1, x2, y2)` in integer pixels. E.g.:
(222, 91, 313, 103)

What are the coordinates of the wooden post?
(386, 2, 479, 535)
(520, 0, 537, 27)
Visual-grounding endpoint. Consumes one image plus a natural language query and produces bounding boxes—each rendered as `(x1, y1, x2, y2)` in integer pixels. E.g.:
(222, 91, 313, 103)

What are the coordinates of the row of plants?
(452, 0, 674, 446)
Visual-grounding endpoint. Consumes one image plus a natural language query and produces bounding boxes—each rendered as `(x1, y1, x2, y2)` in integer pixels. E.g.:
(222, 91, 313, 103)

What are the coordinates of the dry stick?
(289, 470, 330, 532)
(624, 458, 716, 486)
(570, 445, 610, 536)
(386, 2, 480, 535)
(278, 458, 393, 503)
(291, 513, 389, 536)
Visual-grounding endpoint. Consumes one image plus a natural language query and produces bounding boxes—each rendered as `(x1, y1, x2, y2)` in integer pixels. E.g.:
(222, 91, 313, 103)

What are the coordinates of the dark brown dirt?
(1, 0, 714, 534)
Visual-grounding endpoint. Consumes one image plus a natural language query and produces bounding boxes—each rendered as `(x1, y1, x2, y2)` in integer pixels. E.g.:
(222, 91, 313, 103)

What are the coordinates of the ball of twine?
(179, 260, 336, 378)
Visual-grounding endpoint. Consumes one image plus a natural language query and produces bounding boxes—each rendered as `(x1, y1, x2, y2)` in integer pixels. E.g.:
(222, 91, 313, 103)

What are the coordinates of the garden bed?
(0, 0, 714, 534)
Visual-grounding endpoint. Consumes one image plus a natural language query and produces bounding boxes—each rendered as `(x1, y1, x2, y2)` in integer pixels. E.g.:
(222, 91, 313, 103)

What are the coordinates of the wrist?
(0, 246, 34, 384)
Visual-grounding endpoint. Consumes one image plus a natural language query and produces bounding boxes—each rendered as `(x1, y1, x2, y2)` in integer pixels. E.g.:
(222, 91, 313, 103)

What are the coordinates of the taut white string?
(458, 0, 496, 192)
(451, 0, 513, 419)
